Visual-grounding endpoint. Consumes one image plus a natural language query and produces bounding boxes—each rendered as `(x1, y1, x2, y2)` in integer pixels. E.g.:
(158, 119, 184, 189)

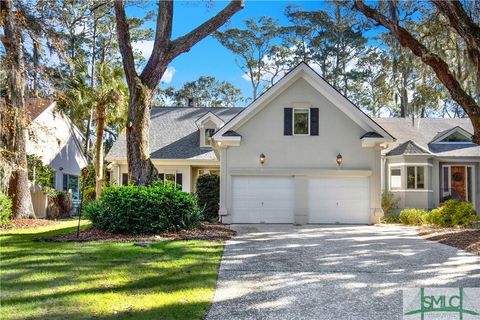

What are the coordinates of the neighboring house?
(376, 118, 479, 213)
(107, 63, 479, 224)
(25, 99, 88, 214)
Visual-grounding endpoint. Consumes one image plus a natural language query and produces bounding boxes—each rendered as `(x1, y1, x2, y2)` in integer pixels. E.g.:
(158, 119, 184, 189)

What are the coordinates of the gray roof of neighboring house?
(375, 117, 480, 157)
(106, 107, 243, 161)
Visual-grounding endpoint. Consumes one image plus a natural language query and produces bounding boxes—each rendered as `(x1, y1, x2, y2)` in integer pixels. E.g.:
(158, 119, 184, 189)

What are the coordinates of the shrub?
(84, 184, 202, 234)
(426, 199, 477, 227)
(27, 155, 55, 189)
(399, 208, 428, 225)
(82, 187, 96, 203)
(195, 174, 220, 222)
(381, 191, 400, 223)
(0, 193, 12, 226)
(46, 189, 73, 219)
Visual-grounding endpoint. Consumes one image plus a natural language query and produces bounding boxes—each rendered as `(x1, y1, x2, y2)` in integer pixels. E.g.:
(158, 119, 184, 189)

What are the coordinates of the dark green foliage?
(425, 200, 477, 227)
(27, 155, 55, 189)
(0, 193, 12, 226)
(195, 174, 220, 222)
(84, 184, 202, 234)
(399, 208, 428, 225)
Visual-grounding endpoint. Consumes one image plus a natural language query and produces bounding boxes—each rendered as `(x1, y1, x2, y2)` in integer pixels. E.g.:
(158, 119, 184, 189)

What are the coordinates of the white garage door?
(308, 177, 370, 224)
(231, 176, 294, 223)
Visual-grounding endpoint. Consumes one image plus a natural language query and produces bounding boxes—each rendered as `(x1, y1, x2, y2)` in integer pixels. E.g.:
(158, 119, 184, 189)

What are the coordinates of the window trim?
(292, 108, 310, 136)
(406, 166, 425, 190)
(62, 173, 80, 201)
(156, 171, 183, 189)
(204, 128, 215, 146)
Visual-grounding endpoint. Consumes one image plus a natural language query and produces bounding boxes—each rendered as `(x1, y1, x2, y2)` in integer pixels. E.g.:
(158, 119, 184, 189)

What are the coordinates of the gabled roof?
(386, 140, 432, 156)
(195, 111, 224, 128)
(213, 62, 394, 142)
(376, 117, 479, 157)
(106, 107, 242, 161)
(429, 126, 472, 144)
(0, 98, 54, 121)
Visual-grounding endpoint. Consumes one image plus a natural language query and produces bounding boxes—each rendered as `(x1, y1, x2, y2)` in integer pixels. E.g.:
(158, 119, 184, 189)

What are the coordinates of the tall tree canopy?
(114, 0, 243, 185)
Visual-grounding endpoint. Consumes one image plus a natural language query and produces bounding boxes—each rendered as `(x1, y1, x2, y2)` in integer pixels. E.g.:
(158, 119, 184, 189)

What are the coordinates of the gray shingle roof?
(386, 140, 430, 156)
(361, 131, 384, 138)
(106, 107, 242, 161)
(375, 117, 480, 157)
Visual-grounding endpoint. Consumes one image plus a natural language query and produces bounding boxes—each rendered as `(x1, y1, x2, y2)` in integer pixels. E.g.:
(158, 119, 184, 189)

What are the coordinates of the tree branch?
(431, 0, 480, 71)
(140, 0, 173, 88)
(170, 0, 244, 60)
(113, 0, 137, 91)
(353, 0, 480, 142)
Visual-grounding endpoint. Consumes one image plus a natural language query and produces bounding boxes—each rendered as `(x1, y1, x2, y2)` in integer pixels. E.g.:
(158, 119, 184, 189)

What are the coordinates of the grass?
(0, 220, 224, 320)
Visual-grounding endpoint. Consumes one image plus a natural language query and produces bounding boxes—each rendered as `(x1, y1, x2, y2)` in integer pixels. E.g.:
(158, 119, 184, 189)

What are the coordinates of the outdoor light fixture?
(259, 153, 266, 165)
(336, 153, 343, 166)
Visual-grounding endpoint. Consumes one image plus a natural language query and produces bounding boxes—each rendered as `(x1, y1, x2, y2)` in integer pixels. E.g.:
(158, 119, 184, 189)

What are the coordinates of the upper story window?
(440, 131, 471, 142)
(407, 166, 425, 189)
(390, 168, 401, 190)
(293, 109, 309, 135)
(204, 128, 215, 146)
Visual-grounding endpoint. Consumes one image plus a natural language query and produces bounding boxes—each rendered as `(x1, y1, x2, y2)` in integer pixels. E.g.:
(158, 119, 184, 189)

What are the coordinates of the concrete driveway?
(206, 224, 480, 320)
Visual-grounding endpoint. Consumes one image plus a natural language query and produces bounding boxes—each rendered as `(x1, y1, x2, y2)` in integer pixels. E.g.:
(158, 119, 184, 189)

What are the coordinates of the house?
(107, 63, 479, 224)
(25, 99, 88, 215)
(376, 118, 479, 212)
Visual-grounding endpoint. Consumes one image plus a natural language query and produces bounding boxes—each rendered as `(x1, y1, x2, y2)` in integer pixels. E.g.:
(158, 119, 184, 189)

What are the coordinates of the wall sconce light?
(259, 153, 266, 165)
(336, 153, 343, 166)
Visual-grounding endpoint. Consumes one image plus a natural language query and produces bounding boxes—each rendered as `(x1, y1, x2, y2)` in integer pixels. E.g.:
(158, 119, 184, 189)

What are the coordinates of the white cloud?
(133, 40, 154, 60)
(161, 66, 176, 84)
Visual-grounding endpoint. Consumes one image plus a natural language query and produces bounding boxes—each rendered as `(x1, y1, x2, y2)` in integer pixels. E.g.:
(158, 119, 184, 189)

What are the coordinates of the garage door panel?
(308, 178, 370, 224)
(232, 176, 294, 223)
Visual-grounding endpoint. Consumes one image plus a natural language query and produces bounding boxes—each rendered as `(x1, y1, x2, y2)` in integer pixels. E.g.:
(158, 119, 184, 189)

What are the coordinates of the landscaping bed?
(42, 222, 235, 242)
(0, 218, 60, 230)
(417, 226, 480, 256)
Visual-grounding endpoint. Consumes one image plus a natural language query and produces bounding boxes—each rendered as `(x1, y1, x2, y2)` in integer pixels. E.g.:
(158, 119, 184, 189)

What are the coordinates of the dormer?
(430, 126, 473, 144)
(195, 112, 225, 148)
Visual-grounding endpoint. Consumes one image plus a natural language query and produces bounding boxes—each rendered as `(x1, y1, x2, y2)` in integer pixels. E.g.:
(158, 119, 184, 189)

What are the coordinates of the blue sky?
(128, 1, 330, 103)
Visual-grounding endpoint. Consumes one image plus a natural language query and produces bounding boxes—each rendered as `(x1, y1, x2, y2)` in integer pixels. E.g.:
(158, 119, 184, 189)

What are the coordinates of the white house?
(107, 63, 480, 224)
(25, 99, 88, 215)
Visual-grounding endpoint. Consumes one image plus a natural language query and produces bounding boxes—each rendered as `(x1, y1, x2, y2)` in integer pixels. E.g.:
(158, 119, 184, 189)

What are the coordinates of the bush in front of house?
(83, 184, 203, 234)
(381, 191, 400, 223)
(425, 199, 477, 227)
(195, 174, 220, 222)
(399, 208, 428, 225)
(0, 193, 12, 226)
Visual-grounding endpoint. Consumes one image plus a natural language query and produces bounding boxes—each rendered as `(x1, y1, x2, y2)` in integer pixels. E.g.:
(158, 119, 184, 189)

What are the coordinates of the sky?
(128, 1, 330, 104)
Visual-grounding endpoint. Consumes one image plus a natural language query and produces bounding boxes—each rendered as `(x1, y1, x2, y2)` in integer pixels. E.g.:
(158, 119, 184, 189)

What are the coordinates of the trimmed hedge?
(0, 193, 12, 226)
(195, 174, 220, 222)
(399, 208, 428, 225)
(83, 184, 202, 234)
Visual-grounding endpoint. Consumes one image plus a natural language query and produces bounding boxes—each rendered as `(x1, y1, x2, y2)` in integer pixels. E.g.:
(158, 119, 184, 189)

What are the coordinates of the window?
(443, 166, 450, 193)
(155, 172, 182, 189)
(467, 166, 473, 202)
(62, 174, 79, 200)
(407, 166, 425, 189)
(122, 173, 128, 186)
(204, 128, 215, 146)
(198, 169, 220, 176)
(440, 131, 471, 142)
(293, 109, 309, 135)
(390, 168, 401, 190)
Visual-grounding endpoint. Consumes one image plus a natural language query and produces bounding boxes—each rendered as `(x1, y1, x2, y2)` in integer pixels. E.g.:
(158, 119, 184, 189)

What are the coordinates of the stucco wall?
(220, 78, 382, 224)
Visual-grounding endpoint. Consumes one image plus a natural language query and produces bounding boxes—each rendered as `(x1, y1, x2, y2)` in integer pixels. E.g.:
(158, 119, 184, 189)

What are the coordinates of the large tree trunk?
(94, 105, 105, 199)
(1, 0, 35, 218)
(125, 79, 158, 185)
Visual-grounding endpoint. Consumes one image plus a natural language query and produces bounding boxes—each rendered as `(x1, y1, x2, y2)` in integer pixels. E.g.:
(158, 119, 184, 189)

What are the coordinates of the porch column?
(218, 147, 230, 223)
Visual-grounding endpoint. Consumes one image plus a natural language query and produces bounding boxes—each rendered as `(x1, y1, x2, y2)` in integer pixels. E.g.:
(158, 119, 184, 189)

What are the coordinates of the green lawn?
(0, 220, 224, 320)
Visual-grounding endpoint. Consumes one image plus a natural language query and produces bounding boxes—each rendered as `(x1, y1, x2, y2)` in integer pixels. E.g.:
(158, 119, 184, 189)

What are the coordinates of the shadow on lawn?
(1, 223, 223, 320)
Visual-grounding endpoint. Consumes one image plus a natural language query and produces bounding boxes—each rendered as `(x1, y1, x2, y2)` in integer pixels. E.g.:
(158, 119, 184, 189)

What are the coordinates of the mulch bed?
(416, 227, 480, 256)
(0, 219, 60, 231)
(41, 223, 236, 242)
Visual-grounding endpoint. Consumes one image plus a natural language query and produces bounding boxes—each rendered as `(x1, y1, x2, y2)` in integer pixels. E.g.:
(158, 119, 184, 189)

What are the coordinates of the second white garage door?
(231, 176, 294, 223)
(308, 177, 370, 224)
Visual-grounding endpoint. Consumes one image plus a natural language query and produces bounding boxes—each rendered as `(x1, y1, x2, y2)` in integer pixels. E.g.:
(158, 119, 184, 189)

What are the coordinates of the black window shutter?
(284, 108, 292, 136)
(158, 173, 165, 181)
(310, 108, 319, 136)
(122, 173, 128, 186)
(176, 173, 183, 188)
